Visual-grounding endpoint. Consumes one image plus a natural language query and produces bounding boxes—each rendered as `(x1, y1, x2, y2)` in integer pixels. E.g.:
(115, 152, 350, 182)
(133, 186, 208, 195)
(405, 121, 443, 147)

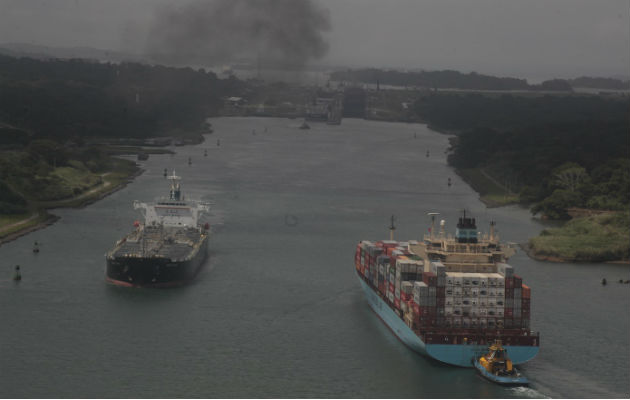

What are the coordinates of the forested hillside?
(413, 93, 629, 218)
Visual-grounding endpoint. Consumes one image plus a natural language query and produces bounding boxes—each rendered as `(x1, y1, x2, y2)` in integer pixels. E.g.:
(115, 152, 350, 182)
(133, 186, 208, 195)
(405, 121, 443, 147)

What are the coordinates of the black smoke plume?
(146, 0, 331, 69)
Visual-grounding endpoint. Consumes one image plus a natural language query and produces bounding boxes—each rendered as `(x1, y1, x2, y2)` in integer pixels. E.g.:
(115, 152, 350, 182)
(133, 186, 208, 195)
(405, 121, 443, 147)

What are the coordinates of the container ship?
(354, 213, 539, 367)
(106, 172, 210, 288)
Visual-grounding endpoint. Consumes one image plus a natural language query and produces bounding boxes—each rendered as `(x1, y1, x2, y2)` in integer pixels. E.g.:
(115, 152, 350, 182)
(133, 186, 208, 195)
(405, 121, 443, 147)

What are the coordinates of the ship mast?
(389, 215, 396, 241)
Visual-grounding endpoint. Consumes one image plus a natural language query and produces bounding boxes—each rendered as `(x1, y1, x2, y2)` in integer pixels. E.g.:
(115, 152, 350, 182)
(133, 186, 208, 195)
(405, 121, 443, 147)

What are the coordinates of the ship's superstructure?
(106, 172, 210, 287)
(355, 213, 539, 367)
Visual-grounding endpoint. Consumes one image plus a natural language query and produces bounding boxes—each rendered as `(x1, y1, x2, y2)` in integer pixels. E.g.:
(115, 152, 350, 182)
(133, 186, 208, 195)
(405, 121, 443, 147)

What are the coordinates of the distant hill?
(566, 76, 630, 90)
(329, 68, 575, 91)
(0, 42, 145, 64)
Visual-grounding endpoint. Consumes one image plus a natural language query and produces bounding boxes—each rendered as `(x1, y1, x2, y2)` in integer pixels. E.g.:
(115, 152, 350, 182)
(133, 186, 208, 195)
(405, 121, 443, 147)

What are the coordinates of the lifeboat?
(473, 340, 529, 386)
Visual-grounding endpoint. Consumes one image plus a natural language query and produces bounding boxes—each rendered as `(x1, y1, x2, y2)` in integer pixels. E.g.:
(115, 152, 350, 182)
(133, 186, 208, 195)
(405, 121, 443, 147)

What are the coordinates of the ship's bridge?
(133, 171, 209, 228)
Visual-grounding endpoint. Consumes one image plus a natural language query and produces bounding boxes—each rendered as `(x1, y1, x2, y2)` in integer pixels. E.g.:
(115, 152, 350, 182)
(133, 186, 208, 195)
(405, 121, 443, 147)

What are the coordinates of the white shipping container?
(402, 281, 413, 295)
(463, 287, 472, 296)
(462, 297, 472, 306)
(445, 296, 454, 306)
(454, 287, 463, 296)
(497, 263, 514, 278)
(463, 276, 472, 287)
(496, 288, 504, 297)
(445, 287, 454, 296)
(471, 287, 479, 297)
(453, 307, 462, 316)
(453, 296, 462, 306)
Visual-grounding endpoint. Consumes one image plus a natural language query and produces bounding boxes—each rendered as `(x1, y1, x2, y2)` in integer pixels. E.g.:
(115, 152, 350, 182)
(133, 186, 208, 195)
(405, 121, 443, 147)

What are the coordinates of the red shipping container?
(437, 297, 445, 307)
(389, 283, 395, 293)
(378, 282, 385, 294)
(522, 298, 531, 310)
(504, 308, 514, 318)
(505, 278, 514, 289)
(394, 298, 401, 309)
(513, 275, 523, 288)
(423, 271, 436, 286)
(412, 303, 420, 315)
(522, 284, 531, 299)
(505, 288, 514, 299)
(437, 287, 445, 297)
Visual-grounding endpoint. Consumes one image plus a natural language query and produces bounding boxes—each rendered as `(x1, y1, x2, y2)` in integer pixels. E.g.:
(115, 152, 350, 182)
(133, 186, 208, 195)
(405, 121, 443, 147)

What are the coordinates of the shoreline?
(518, 243, 630, 265)
(0, 167, 143, 247)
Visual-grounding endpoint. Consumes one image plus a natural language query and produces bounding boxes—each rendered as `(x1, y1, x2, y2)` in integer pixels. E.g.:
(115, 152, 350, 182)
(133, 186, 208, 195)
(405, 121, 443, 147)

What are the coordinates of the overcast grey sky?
(0, 0, 628, 79)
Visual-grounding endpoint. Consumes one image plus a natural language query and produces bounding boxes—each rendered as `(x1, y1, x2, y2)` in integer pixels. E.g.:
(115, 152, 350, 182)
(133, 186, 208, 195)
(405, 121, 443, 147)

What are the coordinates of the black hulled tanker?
(106, 172, 210, 288)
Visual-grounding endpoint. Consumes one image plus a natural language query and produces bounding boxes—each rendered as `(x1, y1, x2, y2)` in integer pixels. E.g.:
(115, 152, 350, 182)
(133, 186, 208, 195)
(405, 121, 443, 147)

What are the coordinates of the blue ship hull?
(358, 276, 539, 367)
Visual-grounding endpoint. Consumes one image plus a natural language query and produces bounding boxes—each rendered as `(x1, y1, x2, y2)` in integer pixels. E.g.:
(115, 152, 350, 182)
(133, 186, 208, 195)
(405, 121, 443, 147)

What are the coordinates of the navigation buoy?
(601, 278, 607, 285)
(426, 150, 430, 157)
(204, 149, 208, 157)
(188, 157, 192, 166)
(163, 168, 168, 178)
(13, 265, 21, 281)
(448, 177, 452, 187)
(33, 241, 40, 253)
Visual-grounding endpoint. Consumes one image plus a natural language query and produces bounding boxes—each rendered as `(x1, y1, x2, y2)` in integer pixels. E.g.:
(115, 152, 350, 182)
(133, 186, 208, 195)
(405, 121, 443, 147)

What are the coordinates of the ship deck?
(109, 226, 205, 261)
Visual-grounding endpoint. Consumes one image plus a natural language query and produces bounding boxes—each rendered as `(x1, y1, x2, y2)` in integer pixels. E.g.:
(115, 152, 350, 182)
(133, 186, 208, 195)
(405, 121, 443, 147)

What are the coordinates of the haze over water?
(1, 118, 628, 398)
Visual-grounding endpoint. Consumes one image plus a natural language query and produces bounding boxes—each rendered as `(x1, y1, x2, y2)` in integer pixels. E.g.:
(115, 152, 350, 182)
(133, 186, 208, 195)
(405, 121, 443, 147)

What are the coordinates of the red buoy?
(133, 220, 140, 228)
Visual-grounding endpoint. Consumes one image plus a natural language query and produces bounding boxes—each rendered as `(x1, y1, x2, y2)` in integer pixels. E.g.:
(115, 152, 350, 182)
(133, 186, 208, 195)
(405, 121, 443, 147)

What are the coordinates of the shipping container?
(497, 263, 514, 278)
(522, 284, 531, 299)
(513, 275, 523, 288)
(505, 278, 514, 289)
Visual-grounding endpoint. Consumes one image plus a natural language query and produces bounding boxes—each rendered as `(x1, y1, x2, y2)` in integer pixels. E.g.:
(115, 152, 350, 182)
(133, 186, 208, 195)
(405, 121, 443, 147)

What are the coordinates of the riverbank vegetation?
(0, 53, 245, 241)
(411, 92, 629, 262)
(528, 212, 630, 263)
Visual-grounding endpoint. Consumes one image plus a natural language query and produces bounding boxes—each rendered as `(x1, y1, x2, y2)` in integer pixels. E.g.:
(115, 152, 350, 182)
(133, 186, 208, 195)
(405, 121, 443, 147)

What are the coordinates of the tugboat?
(473, 340, 529, 386)
(105, 171, 210, 288)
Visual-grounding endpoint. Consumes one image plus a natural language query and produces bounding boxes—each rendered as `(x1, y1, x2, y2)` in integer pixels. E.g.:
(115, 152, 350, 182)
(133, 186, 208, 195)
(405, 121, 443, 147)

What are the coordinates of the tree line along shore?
(1, 55, 628, 262)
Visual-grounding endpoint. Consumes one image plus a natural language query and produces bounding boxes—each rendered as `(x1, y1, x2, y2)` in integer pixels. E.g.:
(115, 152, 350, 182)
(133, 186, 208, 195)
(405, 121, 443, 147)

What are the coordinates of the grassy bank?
(527, 212, 630, 263)
(0, 157, 140, 245)
(456, 168, 519, 207)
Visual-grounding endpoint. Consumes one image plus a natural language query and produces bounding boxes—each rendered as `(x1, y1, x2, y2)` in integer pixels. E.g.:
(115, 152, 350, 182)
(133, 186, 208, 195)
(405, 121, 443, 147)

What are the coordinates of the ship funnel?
(440, 219, 446, 237)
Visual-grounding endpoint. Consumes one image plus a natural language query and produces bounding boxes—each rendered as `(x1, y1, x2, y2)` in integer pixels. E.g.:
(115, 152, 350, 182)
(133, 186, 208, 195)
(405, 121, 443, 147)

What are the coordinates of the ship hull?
(106, 236, 208, 288)
(358, 275, 539, 367)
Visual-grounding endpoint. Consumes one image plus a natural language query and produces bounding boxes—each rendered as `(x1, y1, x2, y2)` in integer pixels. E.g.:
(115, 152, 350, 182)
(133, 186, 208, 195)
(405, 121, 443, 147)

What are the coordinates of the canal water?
(1, 117, 628, 398)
